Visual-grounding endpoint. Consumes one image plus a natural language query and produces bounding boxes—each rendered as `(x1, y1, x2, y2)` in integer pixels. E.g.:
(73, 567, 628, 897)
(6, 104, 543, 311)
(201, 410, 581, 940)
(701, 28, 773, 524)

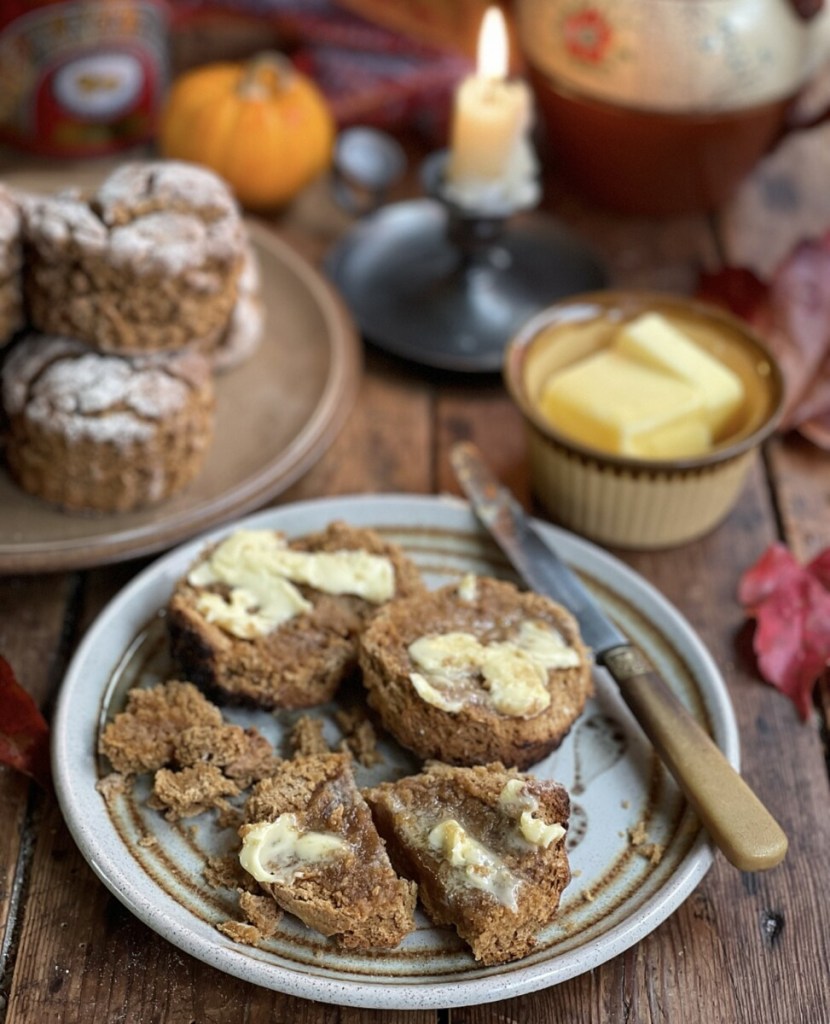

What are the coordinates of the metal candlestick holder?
(325, 139, 607, 373)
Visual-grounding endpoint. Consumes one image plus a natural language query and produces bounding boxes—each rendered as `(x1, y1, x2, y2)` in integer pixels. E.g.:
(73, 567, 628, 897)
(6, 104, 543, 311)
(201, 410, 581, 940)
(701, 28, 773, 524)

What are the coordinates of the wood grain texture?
(0, 573, 75, 980)
(3, 113, 830, 1023)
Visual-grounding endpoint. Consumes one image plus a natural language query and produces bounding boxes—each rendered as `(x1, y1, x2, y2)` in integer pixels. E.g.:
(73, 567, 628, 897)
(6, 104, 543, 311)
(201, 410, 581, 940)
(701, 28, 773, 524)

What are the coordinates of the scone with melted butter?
(168, 521, 425, 708)
(239, 753, 417, 950)
(364, 761, 571, 965)
(359, 575, 592, 769)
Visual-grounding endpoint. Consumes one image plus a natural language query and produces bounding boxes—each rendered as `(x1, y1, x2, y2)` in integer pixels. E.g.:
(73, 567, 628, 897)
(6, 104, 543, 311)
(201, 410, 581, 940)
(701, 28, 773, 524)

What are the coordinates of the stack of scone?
(98, 521, 594, 965)
(0, 160, 265, 514)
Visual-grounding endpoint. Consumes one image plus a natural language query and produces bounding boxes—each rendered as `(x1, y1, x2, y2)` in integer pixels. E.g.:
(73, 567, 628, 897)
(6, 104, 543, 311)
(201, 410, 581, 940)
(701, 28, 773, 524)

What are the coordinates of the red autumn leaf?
(697, 266, 769, 324)
(0, 655, 51, 788)
(739, 543, 830, 720)
(697, 235, 830, 446)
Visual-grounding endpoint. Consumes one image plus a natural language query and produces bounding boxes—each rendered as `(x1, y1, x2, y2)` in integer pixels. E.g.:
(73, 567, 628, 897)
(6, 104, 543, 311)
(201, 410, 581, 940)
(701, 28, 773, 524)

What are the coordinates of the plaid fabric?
(170, 0, 471, 135)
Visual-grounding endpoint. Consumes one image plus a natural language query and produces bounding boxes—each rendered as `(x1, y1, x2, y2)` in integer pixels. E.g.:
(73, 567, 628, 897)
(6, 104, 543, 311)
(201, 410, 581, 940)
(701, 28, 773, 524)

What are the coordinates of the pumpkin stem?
(238, 52, 294, 99)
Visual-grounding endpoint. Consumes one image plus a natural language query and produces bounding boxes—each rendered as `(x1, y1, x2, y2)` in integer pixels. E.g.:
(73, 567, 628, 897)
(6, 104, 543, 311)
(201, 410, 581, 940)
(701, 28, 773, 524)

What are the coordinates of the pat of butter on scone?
(615, 312, 745, 436)
(240, 814, 350, 884)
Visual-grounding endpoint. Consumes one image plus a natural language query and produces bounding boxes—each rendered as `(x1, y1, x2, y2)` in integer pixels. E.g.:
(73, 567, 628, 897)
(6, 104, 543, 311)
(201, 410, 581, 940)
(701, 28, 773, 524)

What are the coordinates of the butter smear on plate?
(538, 312, 745, 459)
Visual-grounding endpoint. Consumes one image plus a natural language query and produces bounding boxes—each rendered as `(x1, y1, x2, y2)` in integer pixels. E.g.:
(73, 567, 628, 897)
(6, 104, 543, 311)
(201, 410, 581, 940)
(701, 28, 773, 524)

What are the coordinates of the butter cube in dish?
(503, 291, 784, 549)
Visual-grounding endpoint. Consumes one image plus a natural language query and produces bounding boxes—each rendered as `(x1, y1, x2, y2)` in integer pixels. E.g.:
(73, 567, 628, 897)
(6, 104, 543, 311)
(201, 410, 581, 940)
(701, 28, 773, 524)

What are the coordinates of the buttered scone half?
(359, 575, 592, 770)
(364, 761, 571, 965)
(168, 521, 426, 708)
(239, 753, 417, 950)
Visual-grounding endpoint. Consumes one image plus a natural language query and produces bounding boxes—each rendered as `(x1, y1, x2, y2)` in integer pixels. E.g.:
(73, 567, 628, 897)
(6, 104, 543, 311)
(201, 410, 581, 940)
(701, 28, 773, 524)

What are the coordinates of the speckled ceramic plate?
(52, 495, 738, 1010)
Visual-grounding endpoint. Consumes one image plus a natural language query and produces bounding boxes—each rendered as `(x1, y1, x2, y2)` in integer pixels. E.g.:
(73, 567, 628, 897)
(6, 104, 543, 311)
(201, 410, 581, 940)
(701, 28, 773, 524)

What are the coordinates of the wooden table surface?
(1, 138, 829, 1024)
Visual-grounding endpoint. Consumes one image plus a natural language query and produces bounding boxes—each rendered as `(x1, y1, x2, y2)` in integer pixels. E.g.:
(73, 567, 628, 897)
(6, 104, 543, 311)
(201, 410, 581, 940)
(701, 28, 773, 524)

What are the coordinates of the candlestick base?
(325, 151, 607, 373)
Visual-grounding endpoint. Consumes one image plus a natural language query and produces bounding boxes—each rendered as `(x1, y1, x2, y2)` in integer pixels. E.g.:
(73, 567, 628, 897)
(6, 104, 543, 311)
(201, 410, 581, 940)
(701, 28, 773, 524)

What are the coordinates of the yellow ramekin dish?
(503, 290, 785, 549)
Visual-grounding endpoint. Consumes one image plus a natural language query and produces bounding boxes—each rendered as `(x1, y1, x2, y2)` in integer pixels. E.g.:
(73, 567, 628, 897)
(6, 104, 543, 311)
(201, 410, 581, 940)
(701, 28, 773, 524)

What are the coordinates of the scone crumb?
(215, 797, 244, 831)
(137, 834, 159, 850)
(583, 887, 596, 903)
(629, 820, 649, 847)
(98, 680, 223, 775)
(239, 891, 282, 937)
(289, 715, 331, 757)
(174, 723, 278, 788)
(639, 843, 665, 866)
(336, 708, 383, 767)
(217, 920, 262, 946)
(95, 771, 128, 806)
(148, 763, 240, 820)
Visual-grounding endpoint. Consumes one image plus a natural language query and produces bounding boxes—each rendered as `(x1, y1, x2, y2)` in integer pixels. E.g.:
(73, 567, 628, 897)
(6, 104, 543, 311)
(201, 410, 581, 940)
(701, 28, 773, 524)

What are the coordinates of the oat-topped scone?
(2, 332, 215, 513)
(0, 185, 23, 348)
(364, 762, 571, 965)
(168, 522, 426, 708)
(21, 160, 245, 354)
(239, 753, 417, 950)
(359, 575, 592, 769)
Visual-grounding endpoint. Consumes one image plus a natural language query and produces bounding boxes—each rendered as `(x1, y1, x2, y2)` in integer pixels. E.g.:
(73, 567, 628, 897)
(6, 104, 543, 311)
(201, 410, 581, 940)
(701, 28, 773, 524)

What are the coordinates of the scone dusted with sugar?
(21, 160, 245, 354)
(359, 575, 592, 770)
(239, 754, 417, 950)
(1, 333, 215, 513)
(364, 762, 571, 965)
(168, 522, 426, 708)
(211, 239, 264, 373)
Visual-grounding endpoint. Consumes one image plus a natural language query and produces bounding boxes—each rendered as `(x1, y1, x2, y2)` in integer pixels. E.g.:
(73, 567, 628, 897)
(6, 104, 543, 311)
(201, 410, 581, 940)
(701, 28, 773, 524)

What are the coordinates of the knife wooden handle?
(603, 645, 788, 872)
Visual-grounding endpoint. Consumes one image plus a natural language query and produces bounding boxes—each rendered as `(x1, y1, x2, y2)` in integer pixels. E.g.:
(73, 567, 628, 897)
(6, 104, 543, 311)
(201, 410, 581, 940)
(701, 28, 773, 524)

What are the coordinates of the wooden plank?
(766, 435, 830, 562)
(4, 361, 437, 1024)
(284, 349, 434, 501)
(0, 574, 74, 988)
(764, 433, 830, 778)
(434, 406, 830, 1021)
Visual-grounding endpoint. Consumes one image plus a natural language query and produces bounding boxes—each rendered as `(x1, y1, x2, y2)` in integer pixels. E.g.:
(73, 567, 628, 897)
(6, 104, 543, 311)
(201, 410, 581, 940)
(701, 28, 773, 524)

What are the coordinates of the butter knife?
(451, 441, 787, 872)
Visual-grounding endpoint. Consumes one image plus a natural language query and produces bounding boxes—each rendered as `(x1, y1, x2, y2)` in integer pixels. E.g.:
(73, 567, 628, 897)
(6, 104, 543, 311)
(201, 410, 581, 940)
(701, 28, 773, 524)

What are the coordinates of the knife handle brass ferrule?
(602, 645, 788, 872)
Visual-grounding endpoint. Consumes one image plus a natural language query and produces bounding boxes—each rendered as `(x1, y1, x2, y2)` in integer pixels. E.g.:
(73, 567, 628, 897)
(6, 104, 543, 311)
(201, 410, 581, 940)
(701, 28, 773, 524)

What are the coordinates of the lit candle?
(446, 6, 537, 208)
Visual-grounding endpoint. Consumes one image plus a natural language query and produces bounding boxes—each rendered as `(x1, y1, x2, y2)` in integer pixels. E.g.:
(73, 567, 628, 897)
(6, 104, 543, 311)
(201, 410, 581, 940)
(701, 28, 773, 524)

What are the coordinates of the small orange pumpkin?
(159, 53, 335, 211)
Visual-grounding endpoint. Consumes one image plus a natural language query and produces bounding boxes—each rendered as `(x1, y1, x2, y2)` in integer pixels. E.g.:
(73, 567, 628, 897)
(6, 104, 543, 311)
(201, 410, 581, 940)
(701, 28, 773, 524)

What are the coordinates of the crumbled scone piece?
(214, 890, 284, 949)
(174, 723, 279, 787)
(335, 707, 383, 767)
(205, 853, 259, 893)
(239, 891, 282, 937)
(217, 921, 261, 946)
(289, 715, 331, 758)
(148, 763, 241, 820)
(99, 681, 223, 775)
(95, 771, 128, 807)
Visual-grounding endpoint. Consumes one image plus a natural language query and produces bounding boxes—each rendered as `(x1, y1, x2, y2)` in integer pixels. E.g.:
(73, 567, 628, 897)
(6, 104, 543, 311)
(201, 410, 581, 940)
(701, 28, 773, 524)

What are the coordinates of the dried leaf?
(739, 544, 830, 720)
(697, 235, 830, 447)
(0, 655, 51, 788)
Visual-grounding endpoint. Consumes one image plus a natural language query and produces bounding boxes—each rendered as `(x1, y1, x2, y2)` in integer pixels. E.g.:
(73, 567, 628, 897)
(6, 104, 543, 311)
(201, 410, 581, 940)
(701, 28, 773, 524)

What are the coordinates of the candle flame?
(477, 6, 508, 81)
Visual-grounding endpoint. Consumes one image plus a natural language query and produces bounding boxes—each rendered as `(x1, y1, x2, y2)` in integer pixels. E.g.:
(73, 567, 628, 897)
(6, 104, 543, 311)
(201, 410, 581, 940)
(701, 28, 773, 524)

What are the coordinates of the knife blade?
(451, 440, 788, 872)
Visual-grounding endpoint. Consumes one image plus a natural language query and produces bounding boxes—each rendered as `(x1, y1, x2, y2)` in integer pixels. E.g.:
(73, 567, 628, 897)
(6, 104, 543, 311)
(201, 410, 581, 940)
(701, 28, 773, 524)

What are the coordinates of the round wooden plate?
(0, 213, 361, 574)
